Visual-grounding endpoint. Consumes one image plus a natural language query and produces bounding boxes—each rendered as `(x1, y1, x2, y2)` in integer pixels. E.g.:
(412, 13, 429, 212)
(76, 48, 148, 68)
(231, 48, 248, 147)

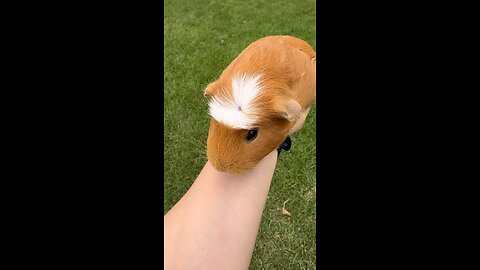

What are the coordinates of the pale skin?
(164, 110, 309, 270)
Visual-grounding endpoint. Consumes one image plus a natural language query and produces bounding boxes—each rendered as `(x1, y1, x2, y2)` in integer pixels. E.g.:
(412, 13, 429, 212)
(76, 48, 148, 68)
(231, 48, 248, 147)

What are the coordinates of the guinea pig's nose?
(213, 159, 243, 174)
(213, 159, 229, 172)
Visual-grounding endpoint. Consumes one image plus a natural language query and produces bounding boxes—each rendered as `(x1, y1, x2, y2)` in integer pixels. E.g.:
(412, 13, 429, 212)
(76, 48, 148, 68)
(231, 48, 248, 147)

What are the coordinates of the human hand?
(278, 107, 311, 156)
(288, 107, 311, 135)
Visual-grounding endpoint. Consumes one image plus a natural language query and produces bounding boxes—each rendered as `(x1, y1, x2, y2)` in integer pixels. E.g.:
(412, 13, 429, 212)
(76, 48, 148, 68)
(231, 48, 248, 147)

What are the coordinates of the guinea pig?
(204, 35, 316, 174)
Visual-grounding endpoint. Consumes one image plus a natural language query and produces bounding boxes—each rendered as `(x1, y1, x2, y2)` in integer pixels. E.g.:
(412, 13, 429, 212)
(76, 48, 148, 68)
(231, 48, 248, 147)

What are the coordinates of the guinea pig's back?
(218, 36, 316, 111)
(278, 36, 316, 110)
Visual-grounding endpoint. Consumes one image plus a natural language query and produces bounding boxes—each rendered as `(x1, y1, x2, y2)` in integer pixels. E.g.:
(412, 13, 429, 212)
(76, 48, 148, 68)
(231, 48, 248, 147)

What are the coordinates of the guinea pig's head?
(204, 73, 301, 174)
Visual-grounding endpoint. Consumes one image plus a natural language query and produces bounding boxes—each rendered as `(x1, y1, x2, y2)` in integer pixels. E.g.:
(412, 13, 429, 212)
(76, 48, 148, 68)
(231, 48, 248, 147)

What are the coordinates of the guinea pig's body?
(205, 35, 316, 174)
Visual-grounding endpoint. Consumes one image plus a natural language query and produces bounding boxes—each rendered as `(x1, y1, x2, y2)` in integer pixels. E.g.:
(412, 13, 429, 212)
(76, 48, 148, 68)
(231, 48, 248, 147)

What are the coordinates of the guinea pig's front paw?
(277, 136, 292, 156)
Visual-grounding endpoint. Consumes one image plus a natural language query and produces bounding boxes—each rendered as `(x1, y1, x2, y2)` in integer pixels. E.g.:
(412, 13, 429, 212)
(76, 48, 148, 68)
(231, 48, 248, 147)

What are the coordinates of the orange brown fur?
(205, 36, 316, 174)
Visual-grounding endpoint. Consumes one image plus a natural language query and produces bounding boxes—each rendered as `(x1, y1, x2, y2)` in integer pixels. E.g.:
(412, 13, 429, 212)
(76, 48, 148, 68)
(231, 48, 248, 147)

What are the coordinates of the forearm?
(164, 150, 278, 270)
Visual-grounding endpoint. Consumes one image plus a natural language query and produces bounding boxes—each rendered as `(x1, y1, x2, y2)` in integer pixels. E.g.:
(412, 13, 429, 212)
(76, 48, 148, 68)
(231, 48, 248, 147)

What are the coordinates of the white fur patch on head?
(208, 73, 263, 129)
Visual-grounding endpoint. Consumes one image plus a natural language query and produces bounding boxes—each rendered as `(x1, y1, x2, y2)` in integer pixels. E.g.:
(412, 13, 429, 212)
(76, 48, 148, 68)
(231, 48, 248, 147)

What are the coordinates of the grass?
(164, 0, 316, 268)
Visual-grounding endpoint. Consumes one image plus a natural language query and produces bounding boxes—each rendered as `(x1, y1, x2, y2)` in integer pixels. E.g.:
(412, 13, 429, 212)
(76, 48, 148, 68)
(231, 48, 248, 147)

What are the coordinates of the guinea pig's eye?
(246, 128, 258, 142)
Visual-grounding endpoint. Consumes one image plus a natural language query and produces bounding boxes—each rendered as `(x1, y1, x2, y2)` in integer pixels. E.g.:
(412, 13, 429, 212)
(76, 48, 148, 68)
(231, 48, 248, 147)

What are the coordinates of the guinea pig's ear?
(204, 82, 217, 97)
(278, 99, 302, 121)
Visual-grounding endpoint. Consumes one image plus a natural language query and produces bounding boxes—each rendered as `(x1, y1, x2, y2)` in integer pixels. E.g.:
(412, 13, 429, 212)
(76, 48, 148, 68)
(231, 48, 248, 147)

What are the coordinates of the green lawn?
(164, 0, 316, 268)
